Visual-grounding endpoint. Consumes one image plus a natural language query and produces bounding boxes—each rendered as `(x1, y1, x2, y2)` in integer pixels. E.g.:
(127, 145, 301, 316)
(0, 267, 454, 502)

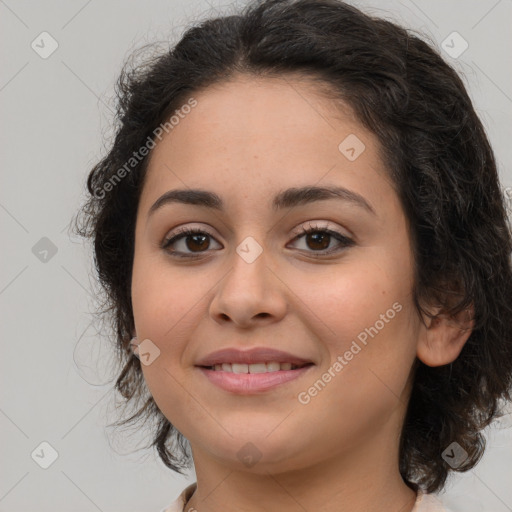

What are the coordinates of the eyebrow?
(147, 185, 376, 218)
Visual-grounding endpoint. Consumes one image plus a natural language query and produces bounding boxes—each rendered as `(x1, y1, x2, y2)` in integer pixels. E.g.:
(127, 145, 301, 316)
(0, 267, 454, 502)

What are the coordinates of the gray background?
(1, 0, 511, 511)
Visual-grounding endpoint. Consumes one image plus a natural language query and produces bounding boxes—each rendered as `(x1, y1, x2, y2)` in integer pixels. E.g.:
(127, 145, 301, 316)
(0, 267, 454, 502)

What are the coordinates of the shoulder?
(159, 482, 197, 512)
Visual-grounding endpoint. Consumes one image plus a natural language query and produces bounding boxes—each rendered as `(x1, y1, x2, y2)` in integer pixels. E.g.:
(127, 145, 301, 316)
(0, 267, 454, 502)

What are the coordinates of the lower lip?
(197, 365, 314, 394)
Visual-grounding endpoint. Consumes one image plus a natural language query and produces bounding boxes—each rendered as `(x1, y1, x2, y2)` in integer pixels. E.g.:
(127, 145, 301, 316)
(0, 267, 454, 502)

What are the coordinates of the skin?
(130, 75, 473, 512)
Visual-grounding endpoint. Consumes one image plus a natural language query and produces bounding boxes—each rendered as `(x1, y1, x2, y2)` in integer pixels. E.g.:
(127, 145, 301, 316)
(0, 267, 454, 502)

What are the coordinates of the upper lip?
(195, 347, 314, 367)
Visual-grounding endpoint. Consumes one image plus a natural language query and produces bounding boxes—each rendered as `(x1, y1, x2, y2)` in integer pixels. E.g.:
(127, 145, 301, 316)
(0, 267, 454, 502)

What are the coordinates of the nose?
(209, 241, 288, 328)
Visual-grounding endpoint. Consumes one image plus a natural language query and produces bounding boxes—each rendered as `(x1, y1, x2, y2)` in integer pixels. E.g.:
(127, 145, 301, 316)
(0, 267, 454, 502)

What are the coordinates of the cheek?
(130, 250, 210, 396)
(131, 248, 200, 342)
(291, 251, 415, 346)
(291, 269, 417, 453)
(293, 249, 418, 399)
(130, 261, 197, 427)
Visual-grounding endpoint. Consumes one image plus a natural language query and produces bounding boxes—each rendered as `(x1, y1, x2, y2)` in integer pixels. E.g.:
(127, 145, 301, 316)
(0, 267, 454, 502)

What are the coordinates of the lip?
(194, 347, 313, 367)
(197, 364, 315, 394)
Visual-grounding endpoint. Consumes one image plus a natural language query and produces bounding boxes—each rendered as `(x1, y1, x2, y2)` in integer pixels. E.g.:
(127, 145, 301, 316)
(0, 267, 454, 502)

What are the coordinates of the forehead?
(140, 75, 392, 214)
(154, 75, 363, 153)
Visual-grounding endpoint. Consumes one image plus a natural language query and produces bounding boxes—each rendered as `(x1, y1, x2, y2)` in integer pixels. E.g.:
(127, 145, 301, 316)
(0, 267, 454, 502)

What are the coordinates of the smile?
(197, 363, 315, 394)
(205, 362, 310, 373)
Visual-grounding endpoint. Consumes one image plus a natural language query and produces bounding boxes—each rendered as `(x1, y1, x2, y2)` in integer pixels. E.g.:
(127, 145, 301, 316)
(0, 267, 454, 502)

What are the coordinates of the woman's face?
(131, 75, 424, 474)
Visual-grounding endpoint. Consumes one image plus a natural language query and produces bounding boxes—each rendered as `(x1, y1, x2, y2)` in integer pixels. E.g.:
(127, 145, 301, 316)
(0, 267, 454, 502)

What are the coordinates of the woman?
(75, 0, 512, 510)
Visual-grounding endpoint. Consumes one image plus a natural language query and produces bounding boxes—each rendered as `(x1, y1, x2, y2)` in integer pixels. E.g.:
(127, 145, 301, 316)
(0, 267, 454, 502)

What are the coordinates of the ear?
(416, 304, 474, 367)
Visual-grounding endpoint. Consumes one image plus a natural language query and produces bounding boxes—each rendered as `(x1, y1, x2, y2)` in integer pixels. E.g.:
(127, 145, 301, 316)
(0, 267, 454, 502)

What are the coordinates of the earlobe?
(416, 305, 474, 367)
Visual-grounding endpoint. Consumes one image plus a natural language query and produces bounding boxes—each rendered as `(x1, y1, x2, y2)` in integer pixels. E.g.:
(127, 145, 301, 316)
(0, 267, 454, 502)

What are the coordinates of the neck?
(184, 416, 417, 512)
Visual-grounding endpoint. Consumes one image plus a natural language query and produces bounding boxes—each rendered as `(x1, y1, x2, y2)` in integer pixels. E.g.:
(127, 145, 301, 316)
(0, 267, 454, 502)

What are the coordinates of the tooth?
(266, 362, 280, 372)
(249, 363, 268, 373)
(212, 361, 302, 372)
(232, 363, 249, 374)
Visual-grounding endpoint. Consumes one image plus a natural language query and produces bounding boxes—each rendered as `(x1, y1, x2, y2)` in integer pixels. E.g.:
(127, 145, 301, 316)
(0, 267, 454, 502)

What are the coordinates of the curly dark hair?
(74, 0, 512, 494)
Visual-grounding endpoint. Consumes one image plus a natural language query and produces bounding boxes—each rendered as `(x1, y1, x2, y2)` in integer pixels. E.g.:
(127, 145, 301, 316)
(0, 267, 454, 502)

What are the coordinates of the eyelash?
(161, 224, 354, 259)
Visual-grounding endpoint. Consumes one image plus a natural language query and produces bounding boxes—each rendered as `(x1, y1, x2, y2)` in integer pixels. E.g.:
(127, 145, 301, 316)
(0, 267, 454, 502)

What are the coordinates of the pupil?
(308, 232, 329, 250)
(187, 234, 209, 252)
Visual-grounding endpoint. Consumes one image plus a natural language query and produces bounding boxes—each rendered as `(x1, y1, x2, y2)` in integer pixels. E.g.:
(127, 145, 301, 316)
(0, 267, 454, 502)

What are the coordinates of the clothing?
(159, 483, 195, 512)
(412, 492, 455, 511)
(160, 483, 454, 512)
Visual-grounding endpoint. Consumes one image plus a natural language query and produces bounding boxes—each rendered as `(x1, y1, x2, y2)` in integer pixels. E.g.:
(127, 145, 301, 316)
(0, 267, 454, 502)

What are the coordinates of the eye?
(287, 223, 354, 256)
(161, 222, 354, 259)
(161, 227, 222, 258)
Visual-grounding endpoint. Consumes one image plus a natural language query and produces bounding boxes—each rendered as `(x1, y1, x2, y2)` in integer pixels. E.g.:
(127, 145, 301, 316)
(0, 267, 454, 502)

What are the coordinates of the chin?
(203, 431, 310, 474)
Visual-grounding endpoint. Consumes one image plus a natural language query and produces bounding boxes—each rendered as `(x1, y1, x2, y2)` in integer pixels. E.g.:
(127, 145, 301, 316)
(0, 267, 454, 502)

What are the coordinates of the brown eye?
(289, 225, 354, 255)
(304, 231, 331, 251)
(162, 228, 222, 257)
(185, 233, 210, 252)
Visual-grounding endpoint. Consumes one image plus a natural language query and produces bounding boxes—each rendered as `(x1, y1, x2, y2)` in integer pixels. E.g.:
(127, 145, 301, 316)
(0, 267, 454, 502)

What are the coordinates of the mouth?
(196, 362, 315, 394)
(194, 347, 315, 394)
(199, 361, 314, 373)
